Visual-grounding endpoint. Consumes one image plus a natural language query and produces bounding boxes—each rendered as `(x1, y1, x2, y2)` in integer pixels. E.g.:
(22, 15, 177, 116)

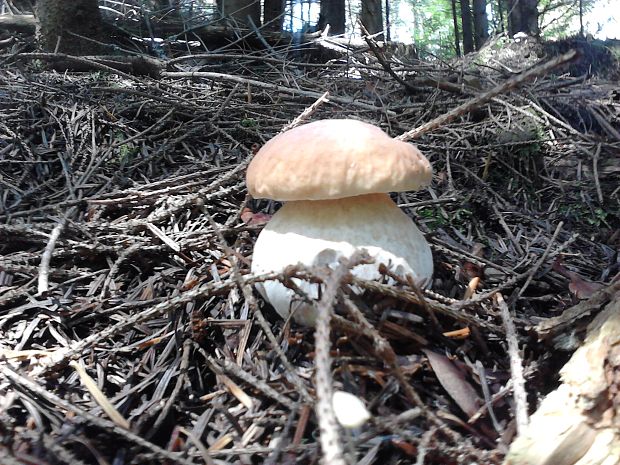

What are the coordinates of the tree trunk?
(472, 0, 488, 49)
(508, 0, 538, 36)
(218, 0, 261, 27)
(36, 0, 106, 55)
(520, 0, 538, 35)
(263, 0, 284, 30)
(318, 0, 345, 34)
(385, 0, 391, 41)
(460, 0, 474, 54)
(507, 0, 518, 35)
(451, 0, 462, 56)
(497, 0, 505, 33)
(361, 0, 383, 39)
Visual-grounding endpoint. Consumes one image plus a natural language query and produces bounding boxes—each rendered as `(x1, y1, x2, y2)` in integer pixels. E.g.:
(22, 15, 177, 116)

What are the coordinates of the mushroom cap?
(246, 119, 431, 201)
(251, 194, 433, 325)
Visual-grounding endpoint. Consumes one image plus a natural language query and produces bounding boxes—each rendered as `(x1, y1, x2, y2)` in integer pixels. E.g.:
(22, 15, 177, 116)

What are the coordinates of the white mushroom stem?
(251, 193, 433, 325)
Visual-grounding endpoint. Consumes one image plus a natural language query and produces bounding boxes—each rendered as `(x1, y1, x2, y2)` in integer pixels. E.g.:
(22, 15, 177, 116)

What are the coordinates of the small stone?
(332, 390, 371, 429)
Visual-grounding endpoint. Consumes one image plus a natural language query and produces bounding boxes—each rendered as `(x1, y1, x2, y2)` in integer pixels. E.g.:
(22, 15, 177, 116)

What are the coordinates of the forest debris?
(146, 222, 181, 252)
(339, 295, 441, 423)
(9, 52, 165, 78)
(207, 433, 235, 452)
(505, 289, 620, 465)
(517, 221, 565, 298)
(535, 279, 620, 347)
(0, 349, 53, 361)
(0, 364, 196, 465)
(352, 276, 504, 332)
(162, 69, 392, 114)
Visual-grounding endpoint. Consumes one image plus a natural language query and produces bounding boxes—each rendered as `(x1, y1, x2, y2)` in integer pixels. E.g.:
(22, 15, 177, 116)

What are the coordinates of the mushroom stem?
(251, 193, 433, 325)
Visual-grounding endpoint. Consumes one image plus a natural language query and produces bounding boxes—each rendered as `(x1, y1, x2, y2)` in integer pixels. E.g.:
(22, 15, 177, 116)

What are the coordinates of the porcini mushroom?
(247, 119, 433, 325)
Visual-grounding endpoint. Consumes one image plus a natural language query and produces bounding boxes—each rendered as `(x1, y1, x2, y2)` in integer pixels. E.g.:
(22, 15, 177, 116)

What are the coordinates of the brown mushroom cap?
(246, 119, 432, 201)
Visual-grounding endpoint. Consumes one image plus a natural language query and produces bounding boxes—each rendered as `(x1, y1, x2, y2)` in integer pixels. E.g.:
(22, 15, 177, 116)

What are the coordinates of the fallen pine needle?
(70, 360, 130, 430)
(218, 373, 254, 410)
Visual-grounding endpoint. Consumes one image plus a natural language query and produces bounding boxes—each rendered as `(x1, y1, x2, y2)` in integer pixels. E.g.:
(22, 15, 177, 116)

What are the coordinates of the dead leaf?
(390, 438, 416, 456)
(553, 257, 604, 299)
(423, 349, 481, 418)
(166, 426, 185, 452)
(459, 243, 485, 282)
(568, 277, 604, 299)
(240, 208, 271, 226)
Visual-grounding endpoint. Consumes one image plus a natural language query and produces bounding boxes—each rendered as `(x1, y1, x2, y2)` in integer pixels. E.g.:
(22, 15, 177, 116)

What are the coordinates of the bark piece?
(505, 286, 620, 465)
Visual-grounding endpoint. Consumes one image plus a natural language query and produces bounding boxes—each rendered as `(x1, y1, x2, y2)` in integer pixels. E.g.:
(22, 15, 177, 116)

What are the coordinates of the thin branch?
(496, 293, 529, 433)
(314, 256, 359, 465)
(37, 218, 66, 294)
(396, 50, 577, 141)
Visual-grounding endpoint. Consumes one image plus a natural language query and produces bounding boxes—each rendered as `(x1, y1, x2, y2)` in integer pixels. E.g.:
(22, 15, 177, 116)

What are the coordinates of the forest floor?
(0, 34, 619, 465)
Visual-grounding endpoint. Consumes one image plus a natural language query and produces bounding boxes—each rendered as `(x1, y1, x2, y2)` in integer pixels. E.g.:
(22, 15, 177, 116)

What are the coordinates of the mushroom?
(246, 119, 433, 325)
